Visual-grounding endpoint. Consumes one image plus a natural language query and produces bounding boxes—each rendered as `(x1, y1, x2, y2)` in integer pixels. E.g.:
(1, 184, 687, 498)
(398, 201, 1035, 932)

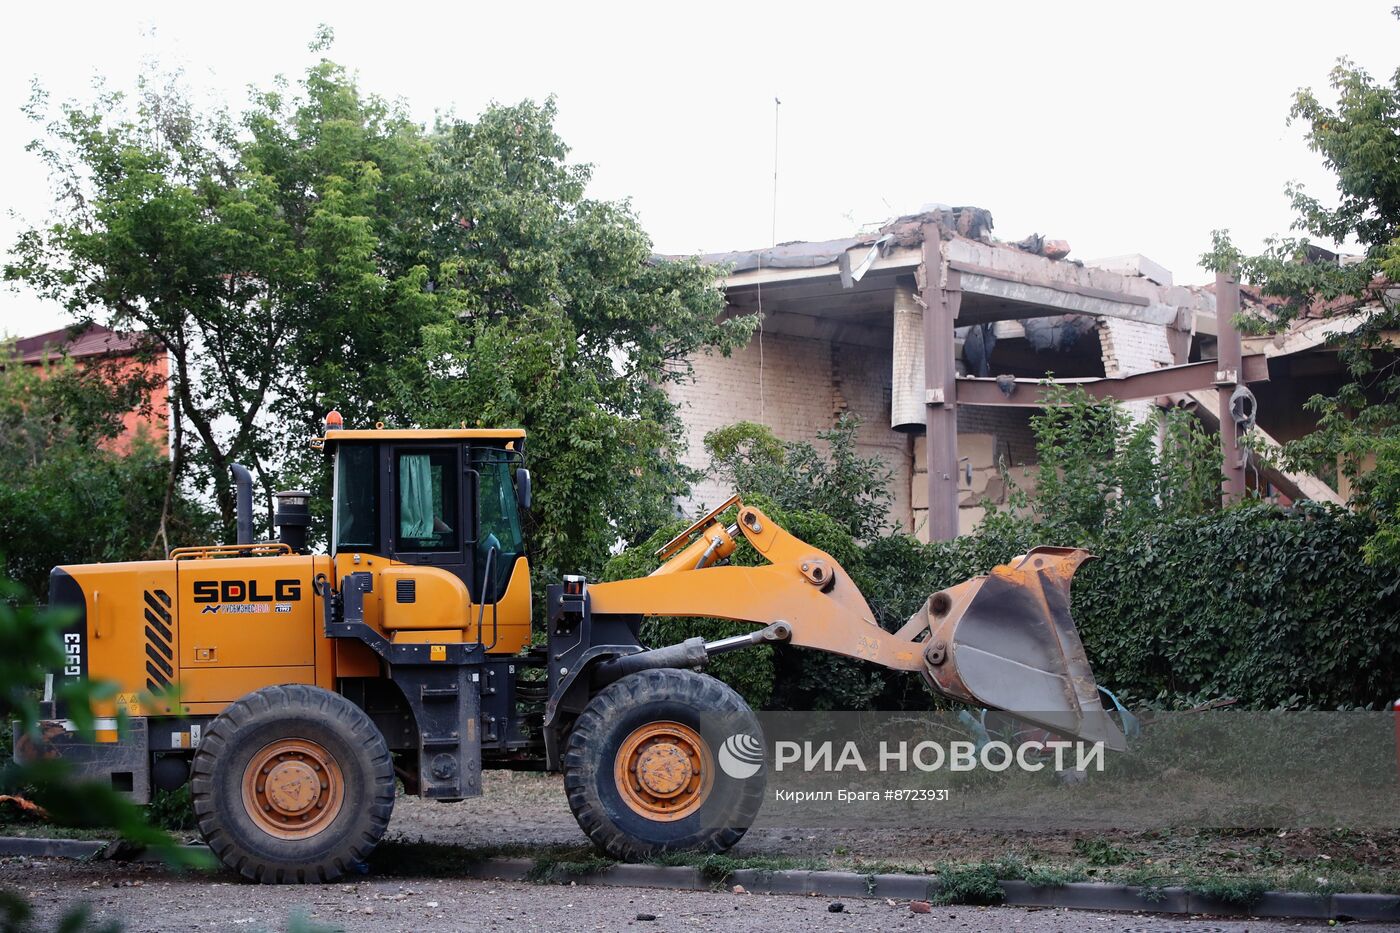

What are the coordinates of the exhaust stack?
(230, 463, 254, 545)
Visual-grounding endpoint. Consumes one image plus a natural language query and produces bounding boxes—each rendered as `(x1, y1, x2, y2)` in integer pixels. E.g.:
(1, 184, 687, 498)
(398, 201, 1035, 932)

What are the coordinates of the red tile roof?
(11, 324, 156, 364)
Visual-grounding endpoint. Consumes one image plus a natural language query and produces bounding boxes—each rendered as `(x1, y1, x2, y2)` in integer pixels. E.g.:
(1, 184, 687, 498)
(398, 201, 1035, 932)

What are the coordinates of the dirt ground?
(2, 770, 1395, 930)
(2, 857, 1386, 933)
(384, 771, 1399, 891)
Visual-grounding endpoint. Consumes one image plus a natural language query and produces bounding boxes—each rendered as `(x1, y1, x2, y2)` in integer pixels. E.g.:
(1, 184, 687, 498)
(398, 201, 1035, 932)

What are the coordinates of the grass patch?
(931, 862, 1005, 906)
(0, 820, 110, 841)
(647, 851, 827, 884)
(1072, 836, 1138, 866)
(526, 852, 617, 883)
(1020, 864, 1090, 888)
(1186, 873, 1269, 908)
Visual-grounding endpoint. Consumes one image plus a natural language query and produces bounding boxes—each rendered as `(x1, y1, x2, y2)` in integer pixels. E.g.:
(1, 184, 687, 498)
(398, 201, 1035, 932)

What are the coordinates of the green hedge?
(606, 501, 1400, 712)
(881, 502, 1400, 710)
(1069, 502, 1399, 709)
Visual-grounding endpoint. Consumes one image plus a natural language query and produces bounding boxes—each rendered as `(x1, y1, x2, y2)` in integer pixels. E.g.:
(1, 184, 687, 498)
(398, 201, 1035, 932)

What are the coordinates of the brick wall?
(667, 331, 914, 531)
(1097, 318, 1176, 424)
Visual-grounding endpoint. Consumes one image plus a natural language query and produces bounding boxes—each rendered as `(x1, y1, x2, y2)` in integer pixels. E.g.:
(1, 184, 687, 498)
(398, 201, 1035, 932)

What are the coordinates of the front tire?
(190, 684, 395, 883)
(563, 668, 765, 861)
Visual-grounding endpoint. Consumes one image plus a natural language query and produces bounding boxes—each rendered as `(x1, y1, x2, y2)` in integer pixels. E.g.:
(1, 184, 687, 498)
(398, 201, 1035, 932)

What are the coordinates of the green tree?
(1018, 384, 1222, 541)
(7, 35, 751, 577)
(400, 98, 752, 577)
(1203, 11, 1400, 564)
(5, 43, 445, 537)
(0, 349, 211, 597)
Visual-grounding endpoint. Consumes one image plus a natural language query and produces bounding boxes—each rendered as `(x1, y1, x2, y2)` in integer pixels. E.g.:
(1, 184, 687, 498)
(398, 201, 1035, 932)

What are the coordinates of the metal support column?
(922, 225, 961, 541)
(1215, 269, 1246, 503)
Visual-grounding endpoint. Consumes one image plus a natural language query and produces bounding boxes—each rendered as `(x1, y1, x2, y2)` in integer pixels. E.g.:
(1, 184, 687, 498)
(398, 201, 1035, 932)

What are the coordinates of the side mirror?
(515, 468, 532, 511)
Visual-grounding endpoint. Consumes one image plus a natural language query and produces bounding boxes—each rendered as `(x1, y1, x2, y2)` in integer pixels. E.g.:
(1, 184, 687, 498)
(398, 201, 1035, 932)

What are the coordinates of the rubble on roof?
(1010, 233, 1072, 261)
(684, 204, 1094, 277)
(875, 206, 995, 246)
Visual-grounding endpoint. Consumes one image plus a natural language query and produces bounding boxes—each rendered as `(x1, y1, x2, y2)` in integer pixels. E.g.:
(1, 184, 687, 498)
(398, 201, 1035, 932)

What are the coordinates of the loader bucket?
(917, 547, 1127, 752)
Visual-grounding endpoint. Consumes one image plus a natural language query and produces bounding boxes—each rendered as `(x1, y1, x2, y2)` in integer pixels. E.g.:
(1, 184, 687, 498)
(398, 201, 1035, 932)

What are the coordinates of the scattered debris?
(910, 900, 932, 914)
(0, 795, 48, 819)
(731, 884, 747, 895)
(1009, 233, 1071, 260)
(94, 840, 146, 862)
(828, 901, 845, 913)
(635, 913, 657, 921)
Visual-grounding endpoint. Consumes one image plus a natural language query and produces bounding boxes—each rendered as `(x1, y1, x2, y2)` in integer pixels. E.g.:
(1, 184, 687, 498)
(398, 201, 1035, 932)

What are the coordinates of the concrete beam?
(1216, 270, 1246, 503)
(719, 245, 921, 289)
(922, 227, 960, 542)
(752, 309, 893, 349)
(958, 272, 1181, 326)
(956, 355, 1269, 407)
(945, 237, 1214, 314)
(1084, 253, 1174, 286)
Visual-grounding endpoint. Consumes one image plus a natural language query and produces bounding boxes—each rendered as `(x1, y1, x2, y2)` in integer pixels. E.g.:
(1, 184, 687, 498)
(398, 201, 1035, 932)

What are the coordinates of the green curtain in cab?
(399, 454, 436, 538)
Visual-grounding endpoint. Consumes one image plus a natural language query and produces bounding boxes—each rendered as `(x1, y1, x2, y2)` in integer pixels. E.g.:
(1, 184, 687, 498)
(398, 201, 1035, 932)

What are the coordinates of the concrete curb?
(462, 858, 1400, 921)
(2, 837, 1395, 921)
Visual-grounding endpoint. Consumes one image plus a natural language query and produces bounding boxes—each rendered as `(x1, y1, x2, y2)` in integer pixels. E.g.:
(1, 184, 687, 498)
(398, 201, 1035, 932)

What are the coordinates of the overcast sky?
(3, 1, 1397, 339)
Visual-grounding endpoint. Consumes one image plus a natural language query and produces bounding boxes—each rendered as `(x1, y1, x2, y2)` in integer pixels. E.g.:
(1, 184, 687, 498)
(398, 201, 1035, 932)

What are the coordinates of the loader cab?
(326, 427, 529, 605)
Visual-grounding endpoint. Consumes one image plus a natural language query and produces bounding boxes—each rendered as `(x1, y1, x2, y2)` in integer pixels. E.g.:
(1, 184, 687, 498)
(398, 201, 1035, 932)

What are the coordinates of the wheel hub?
(242, 738, 345, 839)
(264, 760, 321, 815)
(614, 721, 712, 822)
(635, 743, 693, 797)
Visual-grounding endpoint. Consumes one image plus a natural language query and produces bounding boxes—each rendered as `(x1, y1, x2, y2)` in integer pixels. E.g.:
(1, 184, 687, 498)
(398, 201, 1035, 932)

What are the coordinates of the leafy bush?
(704, 416, 894, 541)
(1071, 502, 1399, 709)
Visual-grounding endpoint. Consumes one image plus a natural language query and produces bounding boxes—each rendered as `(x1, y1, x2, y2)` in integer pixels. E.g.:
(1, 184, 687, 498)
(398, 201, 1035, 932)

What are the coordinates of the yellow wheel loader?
(17, 416, 1123, 882)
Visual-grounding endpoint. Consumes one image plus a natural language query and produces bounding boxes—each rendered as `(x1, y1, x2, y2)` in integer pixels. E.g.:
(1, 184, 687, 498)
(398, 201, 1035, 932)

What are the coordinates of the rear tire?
(563, 668, 765, 861)
(190, 684, 394, 883)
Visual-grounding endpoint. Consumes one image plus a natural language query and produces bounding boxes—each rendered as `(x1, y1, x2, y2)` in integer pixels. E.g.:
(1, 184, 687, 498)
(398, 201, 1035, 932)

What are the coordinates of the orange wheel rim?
(614, 721, 712, 822)
(241, 738, 345, 840)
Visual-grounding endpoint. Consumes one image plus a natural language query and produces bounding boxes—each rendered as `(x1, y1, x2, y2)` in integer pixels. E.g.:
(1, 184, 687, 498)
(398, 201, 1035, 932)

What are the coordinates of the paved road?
(2, 857, 1385, 932)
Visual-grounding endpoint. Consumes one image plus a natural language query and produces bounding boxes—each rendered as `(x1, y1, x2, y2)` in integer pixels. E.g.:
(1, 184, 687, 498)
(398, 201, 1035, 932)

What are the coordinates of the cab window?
(472, 449, 525, 602)
(396, 449, 460, 553)
(334, 444, 377, 551)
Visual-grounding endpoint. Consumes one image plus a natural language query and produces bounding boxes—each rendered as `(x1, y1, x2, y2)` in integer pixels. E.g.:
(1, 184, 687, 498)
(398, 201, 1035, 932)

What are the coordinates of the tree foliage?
(1013, 383, 1223, 541)
(404, 99, 751, 577)
(5, 35, 751, 576)
(703, 415, 894, 541)
(1203, 13, 1400, 564)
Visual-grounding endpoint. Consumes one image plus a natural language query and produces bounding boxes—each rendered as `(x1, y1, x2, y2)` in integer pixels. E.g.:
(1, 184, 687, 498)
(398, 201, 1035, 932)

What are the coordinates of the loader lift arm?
(578, 500, 1126, 751)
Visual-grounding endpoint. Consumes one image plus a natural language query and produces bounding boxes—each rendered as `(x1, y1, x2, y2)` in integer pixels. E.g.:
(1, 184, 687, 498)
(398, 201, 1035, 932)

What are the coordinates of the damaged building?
(668, 206, 1358, 540)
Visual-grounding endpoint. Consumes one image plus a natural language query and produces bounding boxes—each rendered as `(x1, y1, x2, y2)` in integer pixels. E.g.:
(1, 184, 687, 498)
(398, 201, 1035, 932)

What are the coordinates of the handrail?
(169, 542, 293, 561)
